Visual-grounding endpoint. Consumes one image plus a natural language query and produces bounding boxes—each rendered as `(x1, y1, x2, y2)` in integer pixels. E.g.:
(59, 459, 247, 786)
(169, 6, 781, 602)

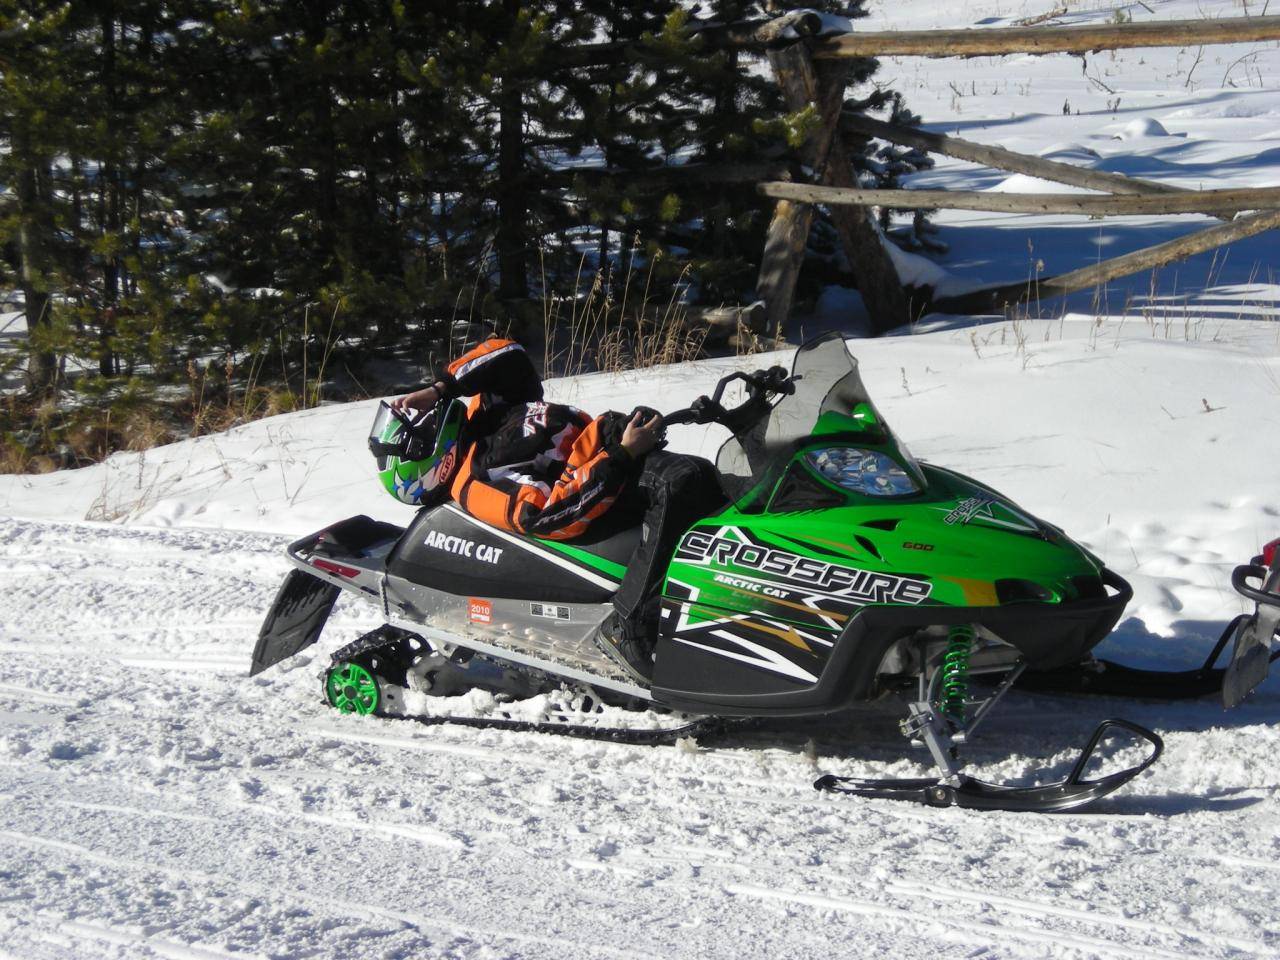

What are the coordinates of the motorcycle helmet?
(368, 398, 466, 505)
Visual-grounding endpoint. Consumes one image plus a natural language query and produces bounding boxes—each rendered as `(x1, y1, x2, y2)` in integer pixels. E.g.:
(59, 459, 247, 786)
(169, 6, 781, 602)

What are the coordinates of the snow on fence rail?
(744, 12, 1280, 332)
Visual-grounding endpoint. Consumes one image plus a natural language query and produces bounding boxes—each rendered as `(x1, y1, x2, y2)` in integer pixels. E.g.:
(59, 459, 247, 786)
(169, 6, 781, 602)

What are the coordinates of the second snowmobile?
(250, 334, 1280, 812)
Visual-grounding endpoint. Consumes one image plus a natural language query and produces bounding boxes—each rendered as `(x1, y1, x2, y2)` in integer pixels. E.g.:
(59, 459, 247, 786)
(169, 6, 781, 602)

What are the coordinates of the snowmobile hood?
(664, 334, 1115, 663)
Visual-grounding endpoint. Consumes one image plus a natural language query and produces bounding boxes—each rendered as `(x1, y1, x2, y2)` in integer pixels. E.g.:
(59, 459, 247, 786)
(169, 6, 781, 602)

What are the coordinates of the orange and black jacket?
(436, 338, 637, 540)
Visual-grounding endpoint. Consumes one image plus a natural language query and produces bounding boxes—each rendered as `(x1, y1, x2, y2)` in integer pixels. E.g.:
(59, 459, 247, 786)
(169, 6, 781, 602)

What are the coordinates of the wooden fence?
(742, 12, 1280, 334)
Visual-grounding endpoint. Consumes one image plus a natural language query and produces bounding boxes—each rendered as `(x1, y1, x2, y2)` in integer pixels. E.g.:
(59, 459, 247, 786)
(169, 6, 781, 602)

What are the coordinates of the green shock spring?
(939, 624, 975, 722)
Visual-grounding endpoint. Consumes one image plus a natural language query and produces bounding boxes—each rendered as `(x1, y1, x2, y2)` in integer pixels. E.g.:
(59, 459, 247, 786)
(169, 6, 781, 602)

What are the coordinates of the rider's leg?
(611, 451, 725, 643)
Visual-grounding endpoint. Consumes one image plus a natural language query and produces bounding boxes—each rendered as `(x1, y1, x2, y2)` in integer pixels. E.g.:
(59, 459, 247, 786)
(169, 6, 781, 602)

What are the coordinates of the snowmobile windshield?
(714, 333, 923, 495)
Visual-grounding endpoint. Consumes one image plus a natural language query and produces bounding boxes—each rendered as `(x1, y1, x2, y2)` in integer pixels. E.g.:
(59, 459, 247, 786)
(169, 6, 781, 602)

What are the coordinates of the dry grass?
(542, 241, 709, 378)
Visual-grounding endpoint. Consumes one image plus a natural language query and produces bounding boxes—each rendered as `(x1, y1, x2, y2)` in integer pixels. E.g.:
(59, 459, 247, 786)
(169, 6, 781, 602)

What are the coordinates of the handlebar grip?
(662, 410, 700, 426)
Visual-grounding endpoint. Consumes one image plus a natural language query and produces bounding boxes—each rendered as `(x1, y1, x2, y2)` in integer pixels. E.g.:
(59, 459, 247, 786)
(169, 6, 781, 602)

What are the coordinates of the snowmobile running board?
(814, 718, 1164, 813)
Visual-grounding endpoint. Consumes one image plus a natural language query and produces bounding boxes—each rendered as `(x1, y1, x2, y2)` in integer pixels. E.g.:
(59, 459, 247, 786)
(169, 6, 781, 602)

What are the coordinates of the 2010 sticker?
(468, 598, 493, 624)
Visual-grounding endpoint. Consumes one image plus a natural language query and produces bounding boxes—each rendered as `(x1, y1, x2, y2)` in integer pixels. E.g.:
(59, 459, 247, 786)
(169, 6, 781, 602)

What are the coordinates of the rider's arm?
(391, 380, 446, 414)
(440, 338, 543, 404)
(392, 338, 543, 414)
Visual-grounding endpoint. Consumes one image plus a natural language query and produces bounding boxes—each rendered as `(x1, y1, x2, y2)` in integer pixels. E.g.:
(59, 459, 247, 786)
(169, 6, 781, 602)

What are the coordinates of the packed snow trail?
(1, 516, 1279, 960)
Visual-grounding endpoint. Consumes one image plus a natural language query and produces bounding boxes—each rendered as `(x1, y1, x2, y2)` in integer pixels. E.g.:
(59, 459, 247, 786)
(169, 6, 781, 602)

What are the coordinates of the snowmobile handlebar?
(1233, 563, 1280, 608)
(663, 365, 797, 431)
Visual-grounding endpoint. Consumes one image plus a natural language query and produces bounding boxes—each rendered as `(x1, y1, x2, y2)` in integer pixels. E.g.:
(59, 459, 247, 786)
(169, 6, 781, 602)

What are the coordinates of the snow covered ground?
(4, 0, 1280, 957)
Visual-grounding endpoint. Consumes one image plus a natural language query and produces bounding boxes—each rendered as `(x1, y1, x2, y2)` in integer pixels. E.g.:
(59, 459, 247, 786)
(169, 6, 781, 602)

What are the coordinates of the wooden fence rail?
(812, 15, 1280, 59)
(933, 208, 1280, 314)
(839, 112, 1186, 198)
(757, 182, 1280, 216)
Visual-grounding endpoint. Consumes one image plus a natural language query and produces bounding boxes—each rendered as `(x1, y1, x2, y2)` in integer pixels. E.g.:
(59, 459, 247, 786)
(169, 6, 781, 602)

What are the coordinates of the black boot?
(594, 611, 654, 684)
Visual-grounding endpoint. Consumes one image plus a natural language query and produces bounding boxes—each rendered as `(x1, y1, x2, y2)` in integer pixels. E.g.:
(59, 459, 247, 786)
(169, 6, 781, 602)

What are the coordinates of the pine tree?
(0, 1, 76, 395)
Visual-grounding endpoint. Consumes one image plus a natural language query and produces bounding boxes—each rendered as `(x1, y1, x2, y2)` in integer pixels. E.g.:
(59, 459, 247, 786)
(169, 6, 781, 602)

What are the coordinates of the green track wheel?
(325, 661, 380, 715)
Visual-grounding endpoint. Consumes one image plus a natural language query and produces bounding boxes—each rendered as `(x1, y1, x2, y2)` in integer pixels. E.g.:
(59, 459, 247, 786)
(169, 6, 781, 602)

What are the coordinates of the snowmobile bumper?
(815, 718, 1163, 813)
(1016, 559, 1280, 707)
(1223, 559, 1280, 707)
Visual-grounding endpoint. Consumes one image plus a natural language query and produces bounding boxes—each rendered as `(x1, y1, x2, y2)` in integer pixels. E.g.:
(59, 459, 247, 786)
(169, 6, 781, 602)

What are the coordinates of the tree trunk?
(497, 0, 529, 302)
(100, 3, 119, 377)
(497, 79, 528, 300)
(304, 4, 339, 281)
(14, 123, 57, 396)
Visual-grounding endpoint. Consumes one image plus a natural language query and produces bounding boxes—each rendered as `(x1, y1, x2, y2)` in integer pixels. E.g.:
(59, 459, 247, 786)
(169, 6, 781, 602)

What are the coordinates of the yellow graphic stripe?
(737, 618, 814, 654)
(942, 576, 999, 607)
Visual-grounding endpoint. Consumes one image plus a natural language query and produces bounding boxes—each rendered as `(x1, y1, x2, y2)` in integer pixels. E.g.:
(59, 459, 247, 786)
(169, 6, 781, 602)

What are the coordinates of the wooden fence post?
(755, 42, 845, 338)
(755, 32, 915, 338)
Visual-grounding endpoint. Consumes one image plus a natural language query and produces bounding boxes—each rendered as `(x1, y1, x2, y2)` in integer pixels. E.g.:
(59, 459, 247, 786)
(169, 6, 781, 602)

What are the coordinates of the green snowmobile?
(250, 334, 1280, 812)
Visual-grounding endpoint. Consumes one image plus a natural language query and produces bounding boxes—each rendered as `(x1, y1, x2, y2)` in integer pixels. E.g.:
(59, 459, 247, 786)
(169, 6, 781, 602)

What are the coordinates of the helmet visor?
(369, 402, 411, 465)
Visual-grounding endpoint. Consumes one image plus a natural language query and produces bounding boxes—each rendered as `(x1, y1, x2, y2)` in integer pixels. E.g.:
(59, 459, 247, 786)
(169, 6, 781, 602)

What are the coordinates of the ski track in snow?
(1, 517, 1279, 959)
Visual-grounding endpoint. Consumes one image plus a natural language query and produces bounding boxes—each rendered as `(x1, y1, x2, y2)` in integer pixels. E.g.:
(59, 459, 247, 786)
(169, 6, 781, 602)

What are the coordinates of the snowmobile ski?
(814, 718, 1164, 813)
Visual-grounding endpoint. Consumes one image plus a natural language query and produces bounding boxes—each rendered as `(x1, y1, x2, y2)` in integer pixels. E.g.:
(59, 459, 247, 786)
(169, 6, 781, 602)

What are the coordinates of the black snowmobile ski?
(814, 719, 1163, 813)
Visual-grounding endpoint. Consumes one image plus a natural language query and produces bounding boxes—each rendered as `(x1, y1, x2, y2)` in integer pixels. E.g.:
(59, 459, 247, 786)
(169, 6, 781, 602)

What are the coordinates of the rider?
(393, 336, 724, 682)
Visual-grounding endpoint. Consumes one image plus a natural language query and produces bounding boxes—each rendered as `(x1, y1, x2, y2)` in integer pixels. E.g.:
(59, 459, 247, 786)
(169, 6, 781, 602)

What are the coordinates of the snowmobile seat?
(547, 505, 643, 569)
(386, 503, 635, 604)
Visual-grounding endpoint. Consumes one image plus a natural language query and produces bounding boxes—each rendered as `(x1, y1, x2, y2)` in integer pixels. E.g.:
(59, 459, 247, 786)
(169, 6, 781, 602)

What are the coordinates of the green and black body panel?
(650, 443, 1131, 716)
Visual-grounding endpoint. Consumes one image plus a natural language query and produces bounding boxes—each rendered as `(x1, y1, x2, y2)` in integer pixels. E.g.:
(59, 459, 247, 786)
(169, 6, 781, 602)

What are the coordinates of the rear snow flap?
(249, 569, 341, 676)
